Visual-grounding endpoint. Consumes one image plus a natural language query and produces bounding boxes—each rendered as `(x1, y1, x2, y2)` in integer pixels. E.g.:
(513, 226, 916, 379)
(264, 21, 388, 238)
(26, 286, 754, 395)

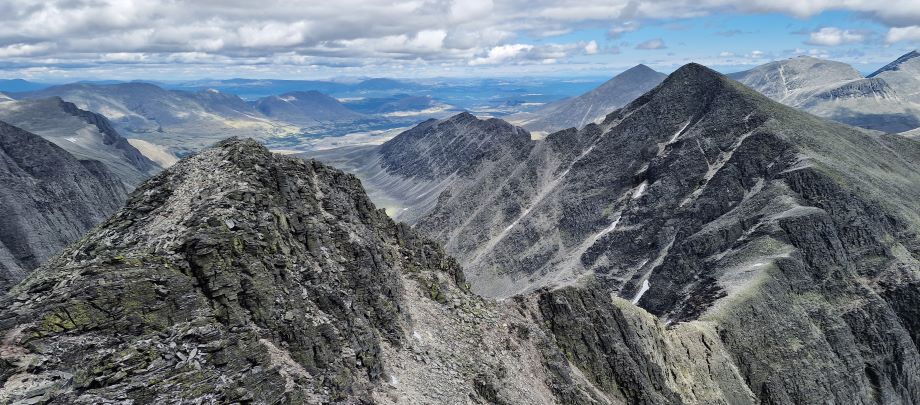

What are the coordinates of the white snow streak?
(631, 279, 651, 304)
(631, 180, 648, 199)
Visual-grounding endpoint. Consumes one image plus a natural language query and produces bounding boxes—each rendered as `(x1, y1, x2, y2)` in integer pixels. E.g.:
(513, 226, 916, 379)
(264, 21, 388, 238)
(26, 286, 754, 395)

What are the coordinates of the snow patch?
(631, 181, 648, 199)
(631, 279, 650, 304)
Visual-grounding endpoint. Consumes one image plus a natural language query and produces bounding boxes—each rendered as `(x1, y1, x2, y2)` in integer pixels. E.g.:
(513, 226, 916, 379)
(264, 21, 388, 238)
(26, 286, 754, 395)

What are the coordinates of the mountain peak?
(644, 62, 738, 98)
(622, 63, 656, 74)
(380, 112, 530, 179)
(868, 49, 920, 77)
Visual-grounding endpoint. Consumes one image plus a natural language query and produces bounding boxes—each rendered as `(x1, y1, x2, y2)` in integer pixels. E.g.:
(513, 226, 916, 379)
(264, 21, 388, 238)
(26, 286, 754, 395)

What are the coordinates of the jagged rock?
(1, 138, 667, 404)
(310, 63, 920, 403)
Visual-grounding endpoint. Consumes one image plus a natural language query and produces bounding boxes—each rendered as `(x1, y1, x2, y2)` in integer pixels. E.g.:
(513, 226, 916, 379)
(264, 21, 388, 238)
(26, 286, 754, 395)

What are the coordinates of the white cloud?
(0, 42, 54, 58)
(805, 27, 866, 46)
(450, 0, 494, 22)
(719, 51, 735, 57)
(608, 21, 641, 38)
(469, 44, 534, 65)
(887, 26, 920, 43)
(585, 40, 599, 54)
(635, 38, 666, 50)
(0, 0, 919, 77)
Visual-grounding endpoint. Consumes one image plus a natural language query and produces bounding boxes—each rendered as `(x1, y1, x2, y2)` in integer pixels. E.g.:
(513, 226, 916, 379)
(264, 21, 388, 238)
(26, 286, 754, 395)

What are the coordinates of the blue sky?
(0, 1, 918, 81)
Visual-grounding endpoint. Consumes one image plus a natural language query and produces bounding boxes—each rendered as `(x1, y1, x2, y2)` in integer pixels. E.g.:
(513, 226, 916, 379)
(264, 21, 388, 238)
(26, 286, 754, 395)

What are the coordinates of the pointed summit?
(508, 63, 666, 133)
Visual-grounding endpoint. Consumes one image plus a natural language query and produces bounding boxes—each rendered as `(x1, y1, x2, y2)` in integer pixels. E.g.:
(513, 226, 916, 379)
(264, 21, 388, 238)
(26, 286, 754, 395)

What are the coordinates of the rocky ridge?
(312, 63, 920, 403)
(0, 137, 780, 404)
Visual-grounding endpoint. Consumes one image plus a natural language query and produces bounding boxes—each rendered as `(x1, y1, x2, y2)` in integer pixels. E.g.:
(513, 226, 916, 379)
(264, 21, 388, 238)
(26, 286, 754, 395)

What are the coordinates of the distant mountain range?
(0, 79, 47, 93)
(6, 81, 468, 156)
(13, 83, 299, 156)
(508, 64, 667, 135)
(731, 52, 920, 133)
(254, 91, 368, 126)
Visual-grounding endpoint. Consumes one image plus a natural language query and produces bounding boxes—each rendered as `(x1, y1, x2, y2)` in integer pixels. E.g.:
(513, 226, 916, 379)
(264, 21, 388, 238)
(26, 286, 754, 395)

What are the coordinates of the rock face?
(869, 50, 920, 103)
(304, 112, 531, 224)
(0, 121, 127, 292)
(731, 55, 920, 133)
(0, 139, 595, 403)
(0, 97, 160, 186)
(1, 137, 772, 404)
(255, 91, 366, 126)
(312, 63, 920, 403)
(508, 64, 666, 135)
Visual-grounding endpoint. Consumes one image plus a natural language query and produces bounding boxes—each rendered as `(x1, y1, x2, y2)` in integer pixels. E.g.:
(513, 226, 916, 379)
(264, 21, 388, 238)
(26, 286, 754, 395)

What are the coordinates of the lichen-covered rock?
(0, 138, 630, 404)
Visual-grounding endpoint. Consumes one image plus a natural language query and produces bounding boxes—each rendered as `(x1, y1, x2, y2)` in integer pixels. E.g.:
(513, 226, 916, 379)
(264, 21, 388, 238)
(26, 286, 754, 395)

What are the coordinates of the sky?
(1, 0, 920, 82)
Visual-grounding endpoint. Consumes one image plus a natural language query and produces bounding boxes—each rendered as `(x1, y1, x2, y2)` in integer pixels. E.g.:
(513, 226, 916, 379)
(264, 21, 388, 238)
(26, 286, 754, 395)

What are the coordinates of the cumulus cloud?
(608, 21, 641, 38)
(635, 38, 667, 50)
(887, 26, 920, 43)
(584, 40, 599, 54)
(0, 0, 918, 76)
(805, 27, 866, 46)
(469, 44, 534, 65)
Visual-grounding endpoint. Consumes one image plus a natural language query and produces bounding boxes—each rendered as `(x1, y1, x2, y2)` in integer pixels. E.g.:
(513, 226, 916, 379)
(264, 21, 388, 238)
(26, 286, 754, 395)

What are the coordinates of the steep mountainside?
(304, 112, 531, 223)
(0, 121, 127, 293)
(869, 50, 920, 103)
(0, 97, 160, 186)
(731, 55, 920, 132)
(0, 138, 765, 404)
(16, 83, 298, 155)
(508, 64, 666, 135)
(254, 91, 366, 126)
(312, 64, 920, 403)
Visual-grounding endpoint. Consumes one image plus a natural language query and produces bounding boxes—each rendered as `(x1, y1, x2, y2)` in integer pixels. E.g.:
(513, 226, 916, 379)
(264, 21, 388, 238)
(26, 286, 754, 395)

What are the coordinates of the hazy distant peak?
(868, 49, 920, 77)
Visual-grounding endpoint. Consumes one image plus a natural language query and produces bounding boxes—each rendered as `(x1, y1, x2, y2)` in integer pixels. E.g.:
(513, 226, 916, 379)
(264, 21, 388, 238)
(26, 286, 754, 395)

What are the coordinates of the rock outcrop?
(0, 139, 617, 403)
(0, 121, 127, 292)
(311, 63, 920, 403)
